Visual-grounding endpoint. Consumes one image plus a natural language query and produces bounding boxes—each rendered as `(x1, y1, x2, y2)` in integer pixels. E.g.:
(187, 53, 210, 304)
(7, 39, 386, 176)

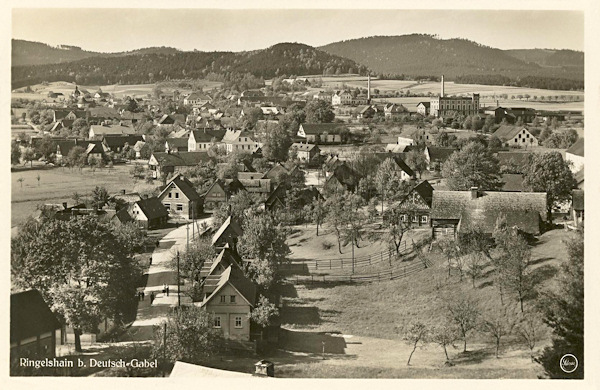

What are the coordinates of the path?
(126, 218, 212, 341)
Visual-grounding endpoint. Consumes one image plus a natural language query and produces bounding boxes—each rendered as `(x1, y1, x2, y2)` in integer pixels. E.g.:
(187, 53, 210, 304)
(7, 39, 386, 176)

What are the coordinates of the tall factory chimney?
(367, 73, 371, 103)
(441, 75, 445, 98)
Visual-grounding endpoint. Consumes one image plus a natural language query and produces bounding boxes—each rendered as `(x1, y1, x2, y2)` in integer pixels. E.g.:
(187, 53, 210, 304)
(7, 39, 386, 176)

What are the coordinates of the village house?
(222, 130, 261, 154)
(89, 124, 136, 139)
(128, 197, 169, 230)
(188, 129, 226, 151)
(53, 109, 86, 123)
(491, 107, 536, 124)
(396, 180, 434, 226)
(331, 90, 353, 106)
(313, 91, 332, 101)
(202, 179, 245, 213)
(10, 289, 62, 367)
(102, 135, 144, 154)
(430, 188, 548, 239)
(396, 128, 434, 146)
(199, 247, 243, 282)
(416, 102, 430, 116)
(86, 107, 120, 125)
(571, 190, 584, 228)
(492, 125, 539, 148)
(323, 163, 361, 193)
(212, 216, 244, 249)
(165, 138, 189, 153)
(195, 266, 256, 341)
(565, 138, 584, 173)
(149, 151, 212, 180)
(384, 103, 408, 118)
(424, 146, 456, 171)
(84, 141, 108, 162)
(298, 123, 344, 144)
(184, 92, 212, 107)
(157, 174, 203, 220)
(291, 143, 321, 164)
(237, 178, 272, 200)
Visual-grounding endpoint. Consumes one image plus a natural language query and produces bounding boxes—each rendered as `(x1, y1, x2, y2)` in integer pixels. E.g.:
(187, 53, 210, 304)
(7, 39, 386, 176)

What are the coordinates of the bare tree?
(402, 321, 428, 366)
(516, 311, 546, 361)
(430, 322, 459, 362)
(465, 252, 486, 288)
(480, 305, 517, 358)
(447, 296, 480, 352)
(438, 238, 459, 278)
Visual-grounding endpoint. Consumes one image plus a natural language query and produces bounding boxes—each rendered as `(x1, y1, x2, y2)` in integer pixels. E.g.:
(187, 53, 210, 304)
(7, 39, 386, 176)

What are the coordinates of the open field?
(11, 164, 157, 227)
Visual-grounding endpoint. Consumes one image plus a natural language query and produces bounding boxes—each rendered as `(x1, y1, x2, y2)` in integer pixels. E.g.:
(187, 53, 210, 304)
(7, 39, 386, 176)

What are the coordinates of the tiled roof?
(90, 124, 136, 136)
(11, 290, 61, 342)
(166, 137, 189, 148)
(492, 125, 527, 141)
(136, 197, 168, 219)
(151, 151, 212, 167)
(102, 135, 144, 149)
(211, 216, 243, 246)
(200, 266, 256, 307)
(191, 129, 226, 143)
(159, 174, 202, 202)
(300, 123, 345, 135)
(566, 138, 584, 157)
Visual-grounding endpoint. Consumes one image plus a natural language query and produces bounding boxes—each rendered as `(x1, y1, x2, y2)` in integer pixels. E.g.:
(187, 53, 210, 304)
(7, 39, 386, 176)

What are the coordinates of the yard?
(11, 163, 157, 228)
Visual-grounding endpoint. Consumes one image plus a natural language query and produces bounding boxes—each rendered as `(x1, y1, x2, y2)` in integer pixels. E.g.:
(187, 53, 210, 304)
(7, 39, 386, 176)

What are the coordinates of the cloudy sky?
(12, 8, 584, 53)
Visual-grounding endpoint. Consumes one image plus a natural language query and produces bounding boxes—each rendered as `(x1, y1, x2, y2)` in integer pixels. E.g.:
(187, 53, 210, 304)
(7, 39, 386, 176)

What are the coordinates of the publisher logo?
(560, 354, 578, 373)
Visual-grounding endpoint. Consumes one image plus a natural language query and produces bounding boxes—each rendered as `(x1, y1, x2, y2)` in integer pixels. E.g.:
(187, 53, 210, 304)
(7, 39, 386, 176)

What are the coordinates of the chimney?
(122, 189, 126, 195)
(441, 75, 445, 98)
(470, 187, 479, 200)
(367, 73, 371, 103)
(63, 202, 68, 210)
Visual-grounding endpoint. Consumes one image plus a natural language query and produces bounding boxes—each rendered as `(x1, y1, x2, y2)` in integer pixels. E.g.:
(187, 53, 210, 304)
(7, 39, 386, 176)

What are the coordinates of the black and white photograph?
(4, 1, 595, 385)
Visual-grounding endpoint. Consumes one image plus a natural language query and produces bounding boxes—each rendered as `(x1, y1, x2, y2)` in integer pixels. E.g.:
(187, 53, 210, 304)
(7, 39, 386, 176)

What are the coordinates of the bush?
(322, 241, 334, 250)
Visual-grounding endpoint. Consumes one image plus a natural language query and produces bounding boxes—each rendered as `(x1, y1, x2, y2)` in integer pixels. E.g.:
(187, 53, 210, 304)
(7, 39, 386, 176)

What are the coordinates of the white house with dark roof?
(565, 138, 584, 173)
(492, 125, 538, 148)
(157, 174, 202, 219)
(291, 142, 320, 162)
(128, 197, 168, 230)
(298, 123, 344, 144)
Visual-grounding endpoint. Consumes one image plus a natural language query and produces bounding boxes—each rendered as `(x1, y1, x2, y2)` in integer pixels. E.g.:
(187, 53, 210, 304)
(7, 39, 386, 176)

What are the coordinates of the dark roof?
(417, 102, 431, 108)
(400, 180, 434, 207)
(199, 248, 242, 279)
(566, 138, 584, 157)
(373, 153, 415, 177)
(572, 190, 584, 211)
(500, 174, 525, 192)
(292, 143, 319, 152)
(263, 163, 289, 180)
(492, 125, 528, 141)
(431, 190, 547, 234)
(151, 151, 212, 167)
(136, 197, 168, 219)
(160, 174, 201, 201)
(191, 129, 226, 143)
(113, 208, 133, 224)
(212, 216, 244, 246)
(102, 135, 144, 149)
(327, 163, 361, 190)
(202, 266, 256, 307)
(11, 290, 61, 342)
(166, 137, 189, 148)
(427, 146, 456, 162)
(300, 123, 345, 135)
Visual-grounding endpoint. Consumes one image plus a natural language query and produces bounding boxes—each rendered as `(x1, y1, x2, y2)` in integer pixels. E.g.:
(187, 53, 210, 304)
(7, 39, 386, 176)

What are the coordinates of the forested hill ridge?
(319, 34, 583, 83)
(11, 41, 365, 89)
(12, 39, 181, 66)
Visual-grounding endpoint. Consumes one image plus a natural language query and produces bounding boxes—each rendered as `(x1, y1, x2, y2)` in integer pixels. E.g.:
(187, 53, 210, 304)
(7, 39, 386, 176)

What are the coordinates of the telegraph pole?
(176, 251, 181, 307)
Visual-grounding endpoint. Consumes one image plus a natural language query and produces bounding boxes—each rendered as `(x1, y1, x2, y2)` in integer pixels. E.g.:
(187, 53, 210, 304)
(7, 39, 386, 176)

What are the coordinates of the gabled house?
(89, 124, 136, 139)
(298, 123, 344, 144)
(202, 179, 244, 213)
(332, 90, 353, 106)
(492, 126, 538, 148)
(263, 163, 290, 183)
(323, 163, 361, 193)
(430, 188, 548, 239)
(165, 138, 189, 153)
(199, 247, 243, 281)
(396, 180, 434, 226)
(195, 266, 256, 341)
(565, 138, 584, 173)
(416, 102, 430, 116)
(149, 151, 212, 180)
(384, 103, 408, 118)
(425, 146, 456, 171)
(212, 216, 244, 249)
(128, 197, 168, 230)
(291, 143, 320, 164)
(102, 135, 144, 154)
(237, 178, 272, 199)
(184, 92, 212, 107)
(188, 129, 226, 151)
(84, 141, 108, 162)
(157, 174, 202, 220)
(11, 290, 62, 367)
(222, 130, 260, 154)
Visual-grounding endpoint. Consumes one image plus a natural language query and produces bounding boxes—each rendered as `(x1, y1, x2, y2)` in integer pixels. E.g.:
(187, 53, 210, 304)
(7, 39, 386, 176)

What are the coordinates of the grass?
(11, 163, 157, 227)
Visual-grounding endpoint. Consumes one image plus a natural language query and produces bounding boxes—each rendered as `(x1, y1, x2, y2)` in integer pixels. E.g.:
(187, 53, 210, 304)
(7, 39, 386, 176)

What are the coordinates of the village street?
(127, 218, 212, 341)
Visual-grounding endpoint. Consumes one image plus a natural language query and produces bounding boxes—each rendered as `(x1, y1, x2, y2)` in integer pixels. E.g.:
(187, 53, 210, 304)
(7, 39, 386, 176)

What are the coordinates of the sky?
(12, 8, 584, 53)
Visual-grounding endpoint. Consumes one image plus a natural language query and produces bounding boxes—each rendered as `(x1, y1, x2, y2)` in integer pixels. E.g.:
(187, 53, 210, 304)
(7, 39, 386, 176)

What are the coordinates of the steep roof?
(263, 163, 289, 180)
(200, 248, 242, 279)
(113, 208, 134, 224)
(327, 163, 361, 190)
(212, 216, 244, 246)
(373, 153, 415, 177)
(11, 290, 61, 342)
(492, 125, 528, 141)
(572, 190, 584, 211)
(102, 135, 144, 149)
(566, 138, 584, 157)
(500, 174, 525, 192)
(400, 180, 434, 207)
(166, 137, 189, 149)
(427, 146, 456, 162)
(431, 190, 547, 234)
(300, 123, 345, 135)
(151, 151, 212, 167)
(159, 174, 202, 202)
(200, 266, 256, 307)
(90, 124, 136, 136)
(135, 197, 168, 219)
(191, 129, 226, 143)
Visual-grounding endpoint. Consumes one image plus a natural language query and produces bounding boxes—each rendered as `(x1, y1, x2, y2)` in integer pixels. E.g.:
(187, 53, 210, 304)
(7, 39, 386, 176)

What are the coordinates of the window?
(164, 203, 171, 209)
(526, 134, 530, 138)
(168, 193, 172, 198)
(400, 214, 408, 222)
(214, 316, 221, 328)
(412, 215, 419, 223)
(220, 295, 226, 303)
(421, 215, 428, 223)
(234, 316, 242, 328)
(230, 295, 236, 303)
(175, 192, 179, 199)
(176, 204, 183, 211)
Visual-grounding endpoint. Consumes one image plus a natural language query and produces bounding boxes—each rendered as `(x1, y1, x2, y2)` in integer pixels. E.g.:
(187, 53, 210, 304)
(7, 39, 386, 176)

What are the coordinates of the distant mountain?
(11, 41, 365, 89)
(505, 49, 584, 68)
(320, 34, 583, 82)
(12, 39, 181, 66)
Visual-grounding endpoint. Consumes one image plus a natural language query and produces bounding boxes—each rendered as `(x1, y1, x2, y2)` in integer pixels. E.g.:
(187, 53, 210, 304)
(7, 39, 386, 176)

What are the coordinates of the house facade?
(157, 174, 202, 220)
(416, 102, 430, 116)
(396, 180, 434, 226)
(492, 126, 539, 148)
(188, 130, 225, 151)
(128, 197, 169, 229)
(332, 91, 353, 106)
(291, 142, 320, 163)
(298, 123, 343, 144)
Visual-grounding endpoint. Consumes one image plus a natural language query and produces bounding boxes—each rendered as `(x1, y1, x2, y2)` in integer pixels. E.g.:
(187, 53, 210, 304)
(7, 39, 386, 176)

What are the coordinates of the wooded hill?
(11, 41, 365, 89)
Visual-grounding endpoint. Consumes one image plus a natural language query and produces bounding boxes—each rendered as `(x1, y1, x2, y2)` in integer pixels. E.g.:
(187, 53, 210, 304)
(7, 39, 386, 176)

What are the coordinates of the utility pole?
(186, 220, 189, 254)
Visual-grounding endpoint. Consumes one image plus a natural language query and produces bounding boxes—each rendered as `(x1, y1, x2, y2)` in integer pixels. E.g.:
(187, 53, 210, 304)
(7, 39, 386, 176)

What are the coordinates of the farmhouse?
(416, 102, 430, 116)
(202, 179, 245, 213)
(149, 151, 212, 180)
(10, 290, 62, 366)
(157, 174, 202, 220)
(492, 125, 538, 148)
(298, 123, 344, 144)
(491, 107, 536, 124)
(128, 197, 168, 230)
(396, 180, 434, 226)
(89, 124, 136, 139)
(396, 128, 433, 146)
(430, 188, 548, 239)
(565, 138, 584, 173)
(165, 138, 189, 153)
(384, 103, 408, 118)
(323, 163, 361, 193)
(222, 130, 261, 154)
(199, 247, 243, 281)
(188, 129, 226, 151)
(291, 142, 320, 163)
(195, 266, 256, 341)
(102, 135, 144, 153)
(184, 92, 212, 107)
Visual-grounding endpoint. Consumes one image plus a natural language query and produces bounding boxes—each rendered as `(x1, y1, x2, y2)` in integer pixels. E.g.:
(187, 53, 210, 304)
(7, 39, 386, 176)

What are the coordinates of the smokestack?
(367, 73, 371, 103)
(441, 75, 445, 98)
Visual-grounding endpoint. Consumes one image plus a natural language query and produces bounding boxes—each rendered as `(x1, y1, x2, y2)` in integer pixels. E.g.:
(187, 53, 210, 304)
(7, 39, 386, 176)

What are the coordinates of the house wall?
(505, 128, 539, 148)
(566, 153, 584, 173)
(11, 331, 56, 365)
(204, 185, 227, 212)
(205, 284, 252, 341)
(159, 184, 200, 220)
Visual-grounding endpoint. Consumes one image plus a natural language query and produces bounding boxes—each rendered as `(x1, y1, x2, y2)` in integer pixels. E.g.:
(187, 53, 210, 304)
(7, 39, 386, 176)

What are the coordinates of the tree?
(153, 306, 221, 368)
(250, 295, 279, 329)
(67, 145, 87, 171)
(458, 229, 492, 288)
(304, 99, 335, 123)
(447, 295, 480, 352)
(438, 238, 460, 279)
(304, 198, 326, 236)
(35, 135, 56, 162)
(23, 147, 36, 167)
(172, 238, 216, 299)
(405, 149, 428, 179)
(516, 310, 546, 361)
(402, 321, 428, 366)
(488, 136, 502, 151)
(538, 233, 583, 378)
(431, 322, 459, 362)
(11, 216, 140, 352)
(522, 152, 576, 221)
(442, 142, 501, 190)
(11, 141, 21, 165)
(480, 305, 517, 358)
(384, 207, 413, 255)
(72, 118, 90, 138)
(91, 186, 110, 209)
(238, 213, 290, 289)
(494, 228, 533, 312)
